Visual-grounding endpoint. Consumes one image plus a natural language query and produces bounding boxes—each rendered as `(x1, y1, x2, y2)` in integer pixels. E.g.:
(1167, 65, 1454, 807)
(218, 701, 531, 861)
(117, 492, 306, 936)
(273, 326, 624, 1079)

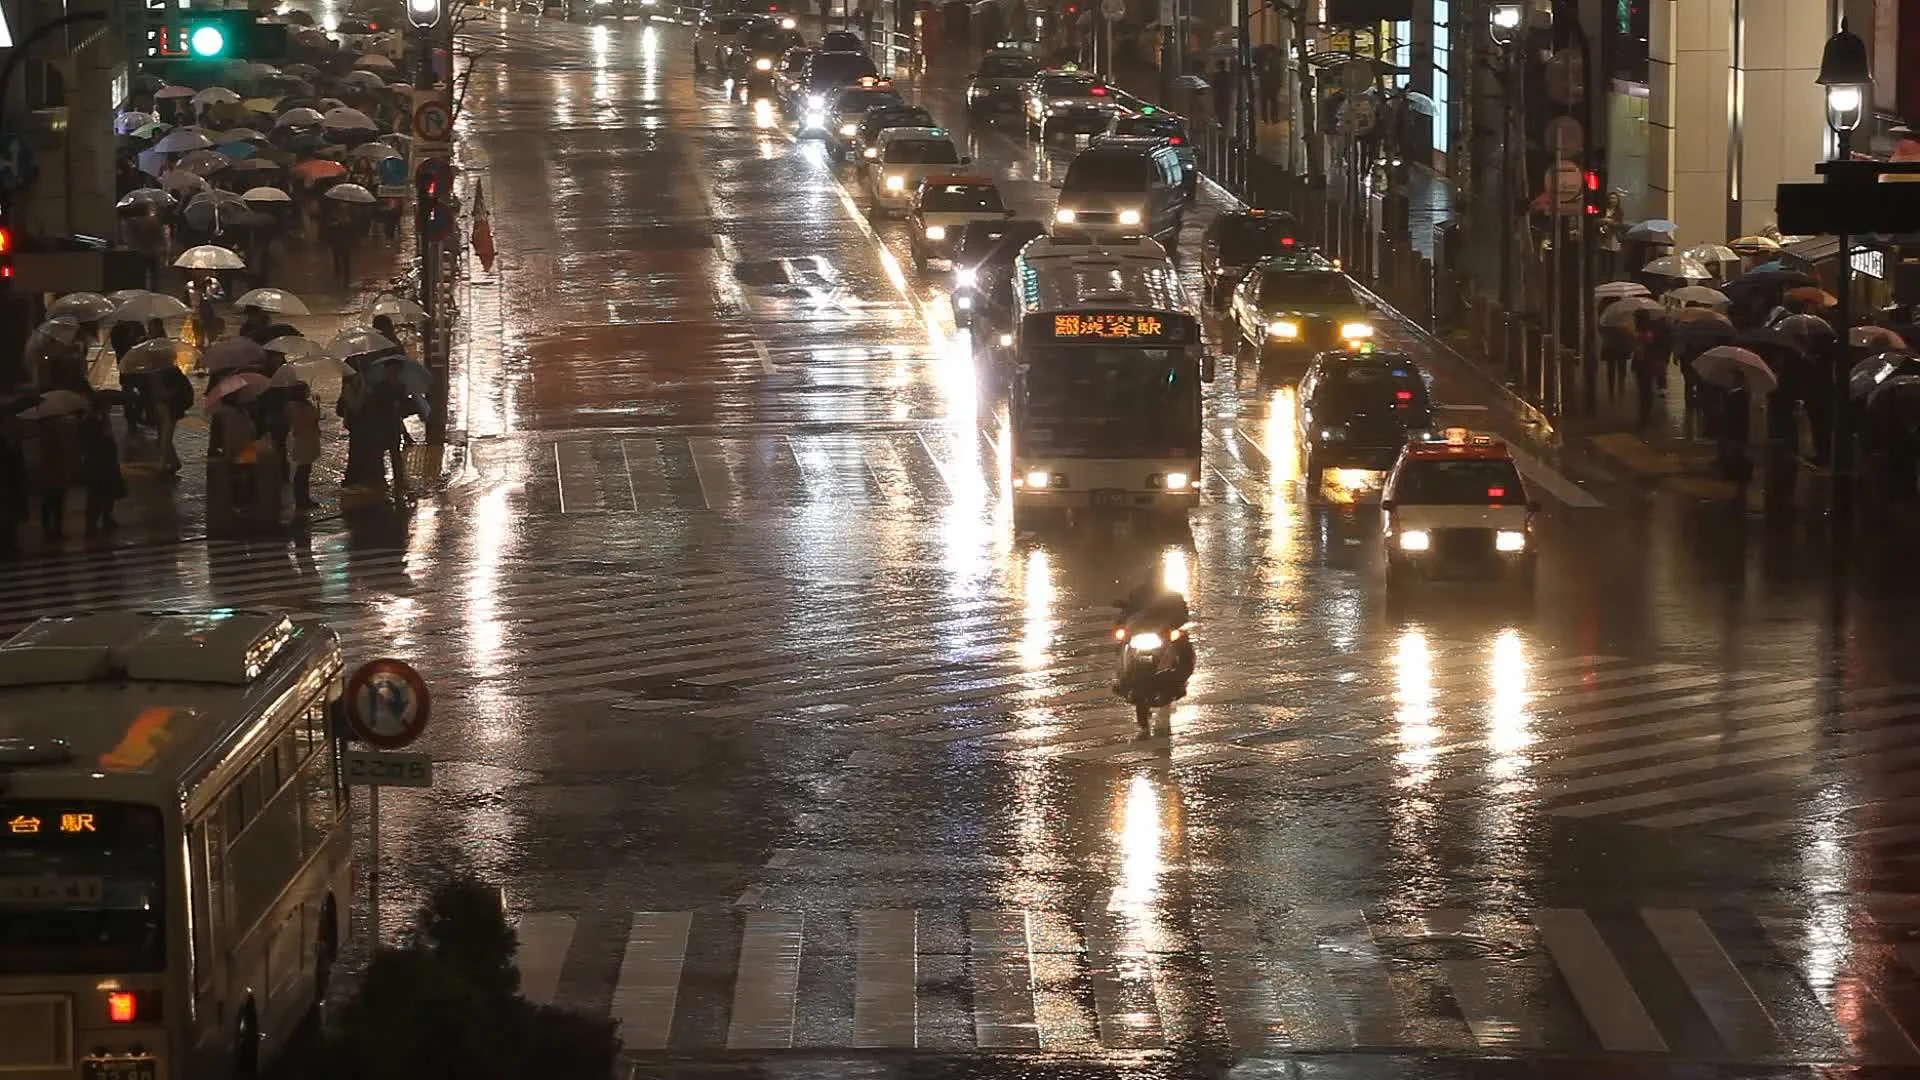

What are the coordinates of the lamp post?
(1817, 20, 1870, 521)
(1489, 2, 1523, 382)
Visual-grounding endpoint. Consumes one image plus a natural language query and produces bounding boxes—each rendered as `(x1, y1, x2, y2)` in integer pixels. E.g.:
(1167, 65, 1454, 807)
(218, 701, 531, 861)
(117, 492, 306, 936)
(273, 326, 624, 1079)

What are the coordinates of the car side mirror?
(1201, 355, 1219, 383)
(1379, 499, 1395, 512)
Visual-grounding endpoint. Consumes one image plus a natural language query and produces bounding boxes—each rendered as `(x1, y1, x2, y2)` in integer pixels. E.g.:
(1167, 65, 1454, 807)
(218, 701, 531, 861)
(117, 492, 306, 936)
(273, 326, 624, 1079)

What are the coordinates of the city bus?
(0, 610, 351, 1080)
(1006, 234, 1211, 524)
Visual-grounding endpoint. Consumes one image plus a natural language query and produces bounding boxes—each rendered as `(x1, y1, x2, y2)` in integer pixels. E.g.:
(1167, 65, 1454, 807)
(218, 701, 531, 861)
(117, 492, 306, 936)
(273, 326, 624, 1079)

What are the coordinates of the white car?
(908, 175, 1010, 269)
(1379, 429, 1540, 589)
(863, 127, 965, 216)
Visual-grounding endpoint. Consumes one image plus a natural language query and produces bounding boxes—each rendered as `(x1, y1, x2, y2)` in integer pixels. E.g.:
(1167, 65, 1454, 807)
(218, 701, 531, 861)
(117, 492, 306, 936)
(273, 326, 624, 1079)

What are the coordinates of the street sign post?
(342, 658, 431, 945)
(345, 749, 435, 788)
(412, 96, 452, 152)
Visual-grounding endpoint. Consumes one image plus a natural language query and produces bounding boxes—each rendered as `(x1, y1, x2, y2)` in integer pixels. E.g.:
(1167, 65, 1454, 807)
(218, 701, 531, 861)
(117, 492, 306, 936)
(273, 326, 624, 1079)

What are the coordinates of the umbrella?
(1694, 346, 1779, 393)
(30, 316, 81, 345)
(1669, 307, 1736, 330)
(290, 159, 347, 183)
(154, 85, 197, 101)
(316, 97, 349, 114)
(320, 106, 376, 130)
(47, 292, 117, 322)
(342, 70, 387, 89)
(284, 63, 321, 79)
(173, 244, 246, 270)
(116, 188, 174, 213)
(204, 337, 268, 373)
(242, 97, 280, 114)
(1774, 313, 1835, 342)
(1598, 296, 1663, 328)
(129, 122, 172, 140)
(1853, 326, 1910, 352)
(1729, 234, 1780, 254)
(220, 127, 268, 142)
(161, 170, 210, 194)
(1734, 328, 1809, 367)
(373, 354, 431, 397)
(191, 87, 242, 107)
(326, 327, 399, 358)
(354, 54, 397, 71)
(1643, 255, 1713, 280)
(323, 183, 376, 205)
(1785, 286, 1838, 308)
(152, 128, 214, 153)
(1666, 285, 1731, 310)
(1626, 219, 1678, 242)
(207, 372, 270, 409)
(178, 149, 232, 174)
(242, 186, 293, 204)
(234, 288, 310, 315)
(284, 132, 329, 154)
(216, 140, 261, 160)
(275, 106, 325, 128)
(230, 158, 283, 174)
(189, 189, 250, 211)
(265, 335, 324, 360)
(349, 142, 402, 162)
(370, 296, 428, 323)
(112, 292, 191, 322)
(19, 389, 94, 419)
(1594, 280, 1650, 300)
(267, 365, 311, 388)
(1869, 375, 1920, 427)
(121, 338, 200, 373)
(1683, 243, 1740, 265)
(182, 190, 251, 231)
(116, 111, 156, 135)
(380, 133, 412, 152)
(1850, 352, 1920, 400)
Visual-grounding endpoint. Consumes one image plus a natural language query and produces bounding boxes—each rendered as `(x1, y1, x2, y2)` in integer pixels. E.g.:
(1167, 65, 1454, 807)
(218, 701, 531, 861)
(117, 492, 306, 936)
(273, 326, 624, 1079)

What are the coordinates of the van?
(1050, 137, 1189, 251)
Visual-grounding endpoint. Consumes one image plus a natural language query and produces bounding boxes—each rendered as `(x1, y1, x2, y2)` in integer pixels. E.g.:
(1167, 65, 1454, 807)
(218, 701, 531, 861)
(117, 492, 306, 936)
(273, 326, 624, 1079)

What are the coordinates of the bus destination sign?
(1051, 312, 1179, 341)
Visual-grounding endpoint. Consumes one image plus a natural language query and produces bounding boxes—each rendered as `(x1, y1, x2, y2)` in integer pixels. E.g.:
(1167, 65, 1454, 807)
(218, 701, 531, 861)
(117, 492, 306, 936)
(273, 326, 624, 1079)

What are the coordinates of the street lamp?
(1817, 20, 1871, 519)
(1487, 1, 1526, 386)
(1817, 21, 1871, 158)
(1489, 2, 1523, 46)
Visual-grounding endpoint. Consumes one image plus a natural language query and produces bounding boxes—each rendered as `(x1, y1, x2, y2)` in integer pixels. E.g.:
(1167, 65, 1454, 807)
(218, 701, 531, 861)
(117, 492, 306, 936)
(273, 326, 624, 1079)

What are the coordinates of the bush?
(313, 876, 621, 1080)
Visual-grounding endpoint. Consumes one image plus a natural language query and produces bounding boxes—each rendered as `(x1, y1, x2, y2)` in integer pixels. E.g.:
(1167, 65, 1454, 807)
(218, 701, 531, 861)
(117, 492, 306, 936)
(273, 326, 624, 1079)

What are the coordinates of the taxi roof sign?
(925, 174, 996, 186)
(1403, 428, 1511, 459)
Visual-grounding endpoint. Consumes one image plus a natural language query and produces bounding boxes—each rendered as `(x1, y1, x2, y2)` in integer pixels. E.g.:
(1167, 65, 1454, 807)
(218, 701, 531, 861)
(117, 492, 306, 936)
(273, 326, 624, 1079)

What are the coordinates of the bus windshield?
(1019, 348, 1199, 457)
(0, 800, 166, 975)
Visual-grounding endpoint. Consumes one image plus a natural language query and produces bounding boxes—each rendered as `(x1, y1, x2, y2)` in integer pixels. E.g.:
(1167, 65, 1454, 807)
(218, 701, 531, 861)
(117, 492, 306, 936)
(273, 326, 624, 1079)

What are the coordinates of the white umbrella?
(1854, 326, 1910, 351)
(191, 86, 242, 107)
(242, 186, 294, 204)
(30, 316, 82, 345)
(370, 295, 428, 323)
(1598, 296, 1664, 329)
(173, 244, 246, 270)
(187, 189, 249, 212)
(152, 128, 214, 153)
(275, 106, 325, 128)
(1693, 346, 1779, 393)
(1643, 255, 1713, 281)
(47, 292, 117, 322)
(112, 292, 192, 322)
(354, 54, 398, 71)
(1683, 243, 1740, 265)
(265, 335, 324, 360)
(19, 389, 94, 419)
(349, 142, 402, 162)
(233, 287, 311, 315)
(326, 327, 398, 358)
(342, 69, 387, 89)
(323, 183, 376, 205)
(1730, 234, 1781, 255)
(153, 85, 198, 100)
(178, 149, 233, 174)
(1625, 219, 1679, 242)
(121, 338, 200, 373)
(1593, 281, 1650, 300)
(116, 111, 157, 135)
(320, 106, 376, 130)
(1666, 285, 1731, 311)
(161, 170, 210, 194)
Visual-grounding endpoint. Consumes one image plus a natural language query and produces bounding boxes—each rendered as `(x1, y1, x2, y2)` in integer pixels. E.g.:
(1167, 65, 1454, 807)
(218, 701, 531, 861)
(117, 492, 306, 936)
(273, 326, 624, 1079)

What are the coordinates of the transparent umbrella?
(233, 288, 311, 315)
(121, 338, 201, 373)
(326, 327, 399, 358)
(1693, 346, 1778, 392)
(1665, 285, 1731, 311)
(173, 244, 246, 270)
(152, 128, 214, 153)
(323, 183, 376, 205)
(370, 296, 428, 323)
(1594, 280, 1650, 300)
(264, 335, 324, 360)
(111, 292, 192, 322)
(47, 292, 117, 322)
(1643, 255, 1713, 281)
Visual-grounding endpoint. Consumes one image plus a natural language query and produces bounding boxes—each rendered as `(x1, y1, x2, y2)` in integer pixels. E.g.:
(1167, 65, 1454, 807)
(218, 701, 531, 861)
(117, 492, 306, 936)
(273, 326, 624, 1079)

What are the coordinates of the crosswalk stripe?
(1193, 912, 1299, 1050)
(727, 911, 804, 1049)
(1641, 908, 1777, 1054)
(969, 911, 1040, 1049)
(853, 910, 917, 1048)
(1532, 909, 1667, 1052)
(1086, 918, 1165, 1049)
(611, 911, 692, 1051)
(689, 436, 740, 511)
(555, 440, 604, 513)
(515, 913, 577, 1007)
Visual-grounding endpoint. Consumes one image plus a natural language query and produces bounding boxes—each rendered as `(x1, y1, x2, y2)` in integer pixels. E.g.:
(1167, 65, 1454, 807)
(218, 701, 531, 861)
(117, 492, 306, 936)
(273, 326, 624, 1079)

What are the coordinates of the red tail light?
(1280, 236, 1296, 246)
(1167, 136, 1183, 145)
(1090, 86, 1106, 95)
(107, 992, 137, 1024)
(1487, 487, 1506, 498)
(1395, 390, 1413, 400)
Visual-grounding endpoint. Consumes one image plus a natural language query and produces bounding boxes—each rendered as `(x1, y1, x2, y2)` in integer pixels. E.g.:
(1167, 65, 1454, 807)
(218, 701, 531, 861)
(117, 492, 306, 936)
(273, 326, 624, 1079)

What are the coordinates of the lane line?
(969, 910, 1040, 1048)
(1641, 908, 1778, 1055)
(610, 911, 692, 1051)
(753, 338, 776, 374)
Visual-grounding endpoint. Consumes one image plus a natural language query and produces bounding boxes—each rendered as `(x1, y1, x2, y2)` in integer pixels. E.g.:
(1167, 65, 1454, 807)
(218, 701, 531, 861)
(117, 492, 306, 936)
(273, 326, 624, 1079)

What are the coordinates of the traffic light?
(0, 224, 14, 289)
(415, 159, 455, 242)
(408, 0, 442, 29)
(146, 11, 287, 60)
(1582, 168, 1604, 216)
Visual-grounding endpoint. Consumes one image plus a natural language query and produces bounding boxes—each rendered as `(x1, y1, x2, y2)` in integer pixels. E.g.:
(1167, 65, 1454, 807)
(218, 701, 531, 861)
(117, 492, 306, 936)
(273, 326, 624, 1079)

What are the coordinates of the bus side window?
(299, 737, 337, 857)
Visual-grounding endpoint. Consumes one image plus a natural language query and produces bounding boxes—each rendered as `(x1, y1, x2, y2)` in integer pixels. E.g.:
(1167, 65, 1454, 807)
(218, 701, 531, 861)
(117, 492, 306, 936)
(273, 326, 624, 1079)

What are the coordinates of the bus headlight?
(1339, 321, 1374, 340)
(954, 266, 977, 288)
(755, 57, 773, 71)
(1268, 319, 1299, 339)
(1117, 208, 1142, 226)
(1496, 530, 1527, 552)
(1164, 471, 1191, 490)
(885, 174, 906, 191)
(1024, 469, 1051, 489)
(1054, 207, 1076, 224)
(1398, 530, 1431, 551)
(924, 225, 947, 240)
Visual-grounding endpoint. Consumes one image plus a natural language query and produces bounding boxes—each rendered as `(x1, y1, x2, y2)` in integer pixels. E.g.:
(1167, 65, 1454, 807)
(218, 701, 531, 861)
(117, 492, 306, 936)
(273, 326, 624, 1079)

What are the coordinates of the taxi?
(814, 78, 903, 153)
(1380, 429, 1540, 587)
(1228, 251, 1376, 362)
(908, 175, 1011, 270)
(864, 126, 965, 216)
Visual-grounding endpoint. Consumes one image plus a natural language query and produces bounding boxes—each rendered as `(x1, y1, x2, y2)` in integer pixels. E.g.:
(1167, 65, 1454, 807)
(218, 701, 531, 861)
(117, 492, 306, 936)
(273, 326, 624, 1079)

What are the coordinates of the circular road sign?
(344, 659, 432, 748)
(412, 99, 452, 143)
(1100, 0, 1125, 19)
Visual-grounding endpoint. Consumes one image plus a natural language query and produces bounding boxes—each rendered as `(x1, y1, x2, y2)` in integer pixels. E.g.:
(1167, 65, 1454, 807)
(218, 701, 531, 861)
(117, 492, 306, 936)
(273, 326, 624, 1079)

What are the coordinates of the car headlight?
(1339, 321, 1374, 339)
(839, 122, 859, 136)
(779, 15, 795, 26)
(1164, 471, 1191, 490)
(1398, 530, 1431, 551)
(1496, 530, 1527, 552)
(1055, 207, 1076, 223)
(997, 332, 1014, 347)
(806, 93, 825, 108)
(804, 111, 825, 128)
(862, 147, 878, 158)
(884, 174, 905, 191)
(1051, 98, 1077, 108)
(1318, 426, 1346, 442)
(1268, 319, 1299, 339)
(1128, 631, 1164, 651)
(924, 225, 946, 241)
(755, 57, 773, 70)
(954, 266, 977, 288)
(1117, 208, 1142, 226)
(955, 295, 972, 310)
(1024, 469, 1052, 488)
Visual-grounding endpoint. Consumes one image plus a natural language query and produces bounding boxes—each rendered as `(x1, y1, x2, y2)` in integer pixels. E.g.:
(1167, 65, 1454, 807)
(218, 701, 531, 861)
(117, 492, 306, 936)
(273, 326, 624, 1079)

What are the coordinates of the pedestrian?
(337, 365, 380, 487)
(362, 361, 414, 497)
(286, 383, 321, 513)
(1630, 310, 1663, 427)
(79, 403, 124, 535)
(213, 400, 258, 512)
(1255, 44, 1282, 124)
(33, 413, 79, 542)
(238, 305, 273, 343)
(1211, 61, 1232, 123)
(152, 363, 192, 475)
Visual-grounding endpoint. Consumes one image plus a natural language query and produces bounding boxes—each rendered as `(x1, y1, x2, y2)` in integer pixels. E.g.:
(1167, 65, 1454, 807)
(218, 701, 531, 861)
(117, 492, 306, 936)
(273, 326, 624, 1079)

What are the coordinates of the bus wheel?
(234, 1004, 261, 1079)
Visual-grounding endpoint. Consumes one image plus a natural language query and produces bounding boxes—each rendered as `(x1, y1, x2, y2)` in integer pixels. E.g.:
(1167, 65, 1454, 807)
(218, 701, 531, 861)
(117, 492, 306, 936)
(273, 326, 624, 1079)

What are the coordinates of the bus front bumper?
(1011, 459, 1200, 512)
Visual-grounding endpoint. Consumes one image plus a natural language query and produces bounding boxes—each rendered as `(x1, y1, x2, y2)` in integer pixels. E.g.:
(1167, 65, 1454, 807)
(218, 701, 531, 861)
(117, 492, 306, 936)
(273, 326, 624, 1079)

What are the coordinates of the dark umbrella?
(1735, 328, 1808, 366)
(1774, 313, 1836, 343)
(1849, 352, 1920, 401)
(1867, 374, 1920, 439)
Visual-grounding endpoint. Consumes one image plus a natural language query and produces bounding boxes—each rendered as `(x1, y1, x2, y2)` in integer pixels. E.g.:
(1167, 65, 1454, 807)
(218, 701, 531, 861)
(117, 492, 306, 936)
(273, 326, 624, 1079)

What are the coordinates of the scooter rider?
(1116, 579, 1197, 682)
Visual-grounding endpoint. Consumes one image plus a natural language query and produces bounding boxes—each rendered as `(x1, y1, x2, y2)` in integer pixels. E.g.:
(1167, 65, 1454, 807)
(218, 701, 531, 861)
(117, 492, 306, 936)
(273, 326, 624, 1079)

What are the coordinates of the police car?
(908, 175, 1010, 270)
(1379, 429, 1540, 587)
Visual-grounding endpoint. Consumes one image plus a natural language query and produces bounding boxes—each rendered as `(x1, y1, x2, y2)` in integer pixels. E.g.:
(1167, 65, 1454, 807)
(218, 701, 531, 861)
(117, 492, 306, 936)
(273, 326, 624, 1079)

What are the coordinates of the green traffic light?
(189, 24, 227, 57)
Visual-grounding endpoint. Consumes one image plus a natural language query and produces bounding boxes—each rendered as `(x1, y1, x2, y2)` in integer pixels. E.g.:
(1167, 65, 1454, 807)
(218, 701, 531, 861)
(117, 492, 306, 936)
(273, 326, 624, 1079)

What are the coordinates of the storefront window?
(1431, 0, 1449, 154)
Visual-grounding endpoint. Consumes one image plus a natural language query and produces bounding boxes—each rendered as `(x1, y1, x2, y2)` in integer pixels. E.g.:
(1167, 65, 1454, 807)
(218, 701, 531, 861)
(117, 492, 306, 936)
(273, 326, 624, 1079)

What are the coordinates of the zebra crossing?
(504, 899, 1920, 1062)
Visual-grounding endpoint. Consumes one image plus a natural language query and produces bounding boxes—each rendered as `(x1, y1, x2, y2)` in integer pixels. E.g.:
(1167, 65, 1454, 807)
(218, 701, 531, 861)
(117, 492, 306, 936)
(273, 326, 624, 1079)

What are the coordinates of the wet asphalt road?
(17, 9, 1920, 1078)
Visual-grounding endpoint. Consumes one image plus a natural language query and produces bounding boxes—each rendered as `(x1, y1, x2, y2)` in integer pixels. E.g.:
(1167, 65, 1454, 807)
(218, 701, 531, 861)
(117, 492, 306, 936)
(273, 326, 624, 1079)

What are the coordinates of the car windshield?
(1116, 117, 1183, 138)
(865, 110, 933, 134)
(834, 90, 901, 112)
(956, 223, 1044, 266)
(1063, 154, 1151, 192)
(1041, 75, 1097, 97)
(884, 140, 958, 164)
(707, 16, 752, 33)
(810, 56, 877, 85)
(0, 801, 166, 975)
(1020, 348, 1199, 457)
(922, 185, 1005, 213)
(1220, 219, 1294, 262)
(1394, 459, 1527, 505)
(1313, 365, 1431, 416)
(744, 26, 795, 49)
(980, 55, 1041, 77)
(1258, 271, 1355, 306)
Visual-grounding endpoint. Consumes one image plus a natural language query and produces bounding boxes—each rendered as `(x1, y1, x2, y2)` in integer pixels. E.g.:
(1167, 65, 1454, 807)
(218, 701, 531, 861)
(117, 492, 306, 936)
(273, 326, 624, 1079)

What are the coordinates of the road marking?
(752, 338, 775, 374)
(727, 911, 804, 1049)
(1641, 908, 1778, 1055)
(853, 910, 918, 1047)
(1085, 918, 1165, 1049)
(611, 911, 692, 1051)
(1505, 444, 1604, 508)
(514, 913, 576, 1007)
(1426, 911, 1541, 1050)
(1532, 908, 1668, 1052)
(687, 436, 739, 511)
(970, 911, 1040, 1048)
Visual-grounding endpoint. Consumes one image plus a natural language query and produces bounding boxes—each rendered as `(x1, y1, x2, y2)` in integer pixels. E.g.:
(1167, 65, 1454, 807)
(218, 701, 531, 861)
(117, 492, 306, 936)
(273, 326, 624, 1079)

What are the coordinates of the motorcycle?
(1112, 613, 1194, 729)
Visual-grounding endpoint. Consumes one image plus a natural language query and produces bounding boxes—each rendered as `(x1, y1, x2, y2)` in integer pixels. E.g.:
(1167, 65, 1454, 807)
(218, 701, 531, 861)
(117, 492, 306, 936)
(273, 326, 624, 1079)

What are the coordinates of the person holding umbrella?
(31, 400, 82, 541)
(79, 400, 124, 535)
(284, 380, 322, 514)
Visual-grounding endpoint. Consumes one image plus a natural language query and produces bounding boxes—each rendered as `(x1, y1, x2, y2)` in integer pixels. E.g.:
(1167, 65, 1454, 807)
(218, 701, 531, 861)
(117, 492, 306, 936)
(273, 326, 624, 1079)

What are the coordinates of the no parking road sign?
(412, 97, 452, 147)
(343, 658, 432, 748)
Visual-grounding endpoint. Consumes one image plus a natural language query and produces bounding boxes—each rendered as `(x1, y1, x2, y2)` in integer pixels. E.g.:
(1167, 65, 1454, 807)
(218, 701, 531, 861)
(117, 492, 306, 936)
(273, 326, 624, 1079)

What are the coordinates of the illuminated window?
(1432, 0, 1450, 152)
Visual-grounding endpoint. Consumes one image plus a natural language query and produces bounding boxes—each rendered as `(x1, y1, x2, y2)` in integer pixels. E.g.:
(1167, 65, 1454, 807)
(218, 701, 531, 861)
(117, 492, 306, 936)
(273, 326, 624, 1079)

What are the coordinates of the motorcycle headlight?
(754, 57, 773, 71)
(839, 122, 859, 136)
(1128, 631, 1164, 651)
(1164, 471, 1191, 490)
(1496, 529, 1527, 552)
(1024, 469, 1050, 489)
(804, 111, 825, 128)
(1117, 208, 1142, 226)
(955, 295, 972, 310)
(1054, 207, 1076, 224)
(924, 225, 947, 240)
(1268, 319, 1299, 339)
(1398, 529, 1431, 551)
(997, 332, 1014, 347)
(863, 147, 878, 158)
(1339, 321, 1374, 340)
(885, 174, 905, 191)
(954, 266, 977, 288)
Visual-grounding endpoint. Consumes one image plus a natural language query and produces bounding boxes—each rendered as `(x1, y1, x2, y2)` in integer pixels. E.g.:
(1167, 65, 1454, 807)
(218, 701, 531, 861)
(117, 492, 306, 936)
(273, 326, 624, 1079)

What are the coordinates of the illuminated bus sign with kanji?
(1048, 312, 1182, 341)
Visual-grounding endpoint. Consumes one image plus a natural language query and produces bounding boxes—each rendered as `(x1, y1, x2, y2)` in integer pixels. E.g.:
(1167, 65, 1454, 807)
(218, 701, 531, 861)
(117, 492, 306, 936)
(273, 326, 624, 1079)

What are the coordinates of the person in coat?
(153, 364, 192, 475)
(34, 413, 79, 541)
(79, 403, 125, 534)
(285, 383, 322, 512)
